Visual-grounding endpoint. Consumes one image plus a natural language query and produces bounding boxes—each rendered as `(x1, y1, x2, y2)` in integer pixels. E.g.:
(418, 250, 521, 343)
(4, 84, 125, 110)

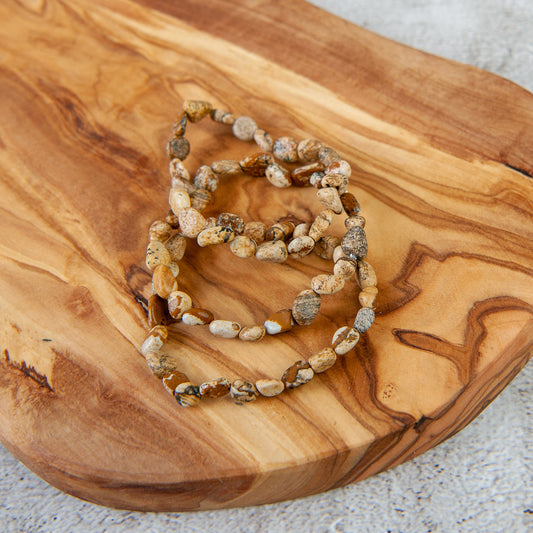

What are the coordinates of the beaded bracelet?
(140, 100, 378, 405)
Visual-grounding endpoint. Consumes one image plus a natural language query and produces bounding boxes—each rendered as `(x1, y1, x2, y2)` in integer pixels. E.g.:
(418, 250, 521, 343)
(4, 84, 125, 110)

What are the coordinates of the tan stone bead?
(340, 192, 361, 216)
(317, 187, 343, 214)
(167, 137, 190, 160)
(168, 187, 191, 214)
(167, 260, 179, 278)
(178, 207, 207, 238)
(183, 99, 212, 122)
(308, 209, 335, 242)
(169, 158, 191, 182)
(311, 274, 345, 295)
(239, 325, 266, 342)
(182, 308, 214, 326)
(357, 260, 378, 289)
(197, 226, 235, 247)
(282, 360, 314, 389)
(291, 161, 324, 187)
(287, 236, 315, 257)
(149, 220, 172, 242)
(255, 240, 288, 263)
(297, 138, 323, 162)
(230, 235, 257, 258)
(293, 222, 310, 238)
(230, 379, 258, 404)
(174, 382, 201, 407)
(148, 294, 173, 327)
(167, 290, 193, 319)
(172, 111, 187, 137)
(140, 327, 166, 356)
(205, 216, 217, 229)
(292, 289, 321, 326)
(308, 347, 337, 373)
(318, 146, 341, 166)
(253, 129, 273, 152)
(232, 115, 257, 141)
(325, 159, 352, 178)
(264, 225, 285, 242)
(145, 352, 178, 379)
(162, 371, 190, 394)
(264, 309, 294, 335)
(345, 215, 366, 229)
(273, 136, 299, 163)
(210, 109, 235, 124)
(166, 209, 180, 229)
(240, 152, 274, 177)
(209, 320, 241, 338)
(199, 378, 231, 399)
(152, 264, 178, 299)
(333, 245, 345, 263)
(171, 174, 196, 194)
(309, 171, 326, 188)
(165, 234, 187, 262)
(255, 379, 284, 397)
(193, 165, 218, 192)
(211, 159, 241, 175)
(190, 188, 212, 211)
(334, 258, 357, 280)
(314, 235, 341, 260)
(146, 240, 171, 270)
(359, 286, 378, 308)
(341, 226, 368, 261)
(321, 173, 346, 189)
(265, 162, 292, 188)
(332, 326, 360, 355)
(243, 221, 267, 244)
(217, 212, 245, 234)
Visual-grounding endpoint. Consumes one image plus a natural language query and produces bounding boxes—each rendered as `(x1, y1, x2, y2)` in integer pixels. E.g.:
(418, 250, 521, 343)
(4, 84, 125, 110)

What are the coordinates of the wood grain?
(0, 0, 532, 511)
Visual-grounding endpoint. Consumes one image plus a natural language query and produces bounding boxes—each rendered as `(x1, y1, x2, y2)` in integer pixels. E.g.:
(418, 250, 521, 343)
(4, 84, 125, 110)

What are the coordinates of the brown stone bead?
(162, 371, 190, 394)
(311, 274, 345, 295)
(181, 307, 214, 326)
(149, 220, 172, 242)
(230, 235, 257, 258)
(291, 161, 324, 187)
(253, 129, 273, 152)
(282, 360, 314, 389)
(297, 138, 323, 162)
(264, 309, 294, 335)
(309, 171, 326, 188)
(340, 192, 361, 216)
(197, 226, 235, 247)
(165, 234, 187, 262)
(194, 165, 219, 193)
(217, 212, 245, 234)
(210, 109, 235, 124)
(265, 162, 292, 188)
(288, 236, 315, 257)
(255, 379, 284, 397)
(357, 260, 378, 289)
(278, 215, 305, 228)
(239, 152, 274, 177)
(359, 286, 378, 308)
(167, 137, 190, 160)
(178, 207, 207, 238)
(230, 379, 258, 404)
(314, 235, 341, 260)
(169, 158, 191, 182)
(292, 289, 321, 326)
(308, 347, 337, 373)
(166, 209, 180, 229)
(146, 240, 171, 270)
(199, 378, 231, 399)
(183, 100, 212, 122)
(232, 115, 257, 141)
(255, 240, 288, 263)
(167, 290, 193, 319)
(334, 258, 357, 280)
(243, 221, 267, 244)
(152, 264, 178, 299)
(211, 159, 241, 175)
(273, 136, 299, 163)
(190, 188, 212, 211)
(341, 226, 368, 261)
(308, 209, 335, 242)
(239, 325, 266, 341)
(148, 294, 173, 327)
(317, 187, 343, 214)
(145, 352, 178, 379)
(174, 382, 201, 407)
(172, 111, 188, 137)
(345, 215, 366, 229)
(325, 159, 351, 179)
(318, 146, 341, 166)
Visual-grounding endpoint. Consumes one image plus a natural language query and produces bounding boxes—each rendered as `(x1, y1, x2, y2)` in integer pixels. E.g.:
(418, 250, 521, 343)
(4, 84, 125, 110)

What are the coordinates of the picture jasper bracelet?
(140, 100, 377, 405)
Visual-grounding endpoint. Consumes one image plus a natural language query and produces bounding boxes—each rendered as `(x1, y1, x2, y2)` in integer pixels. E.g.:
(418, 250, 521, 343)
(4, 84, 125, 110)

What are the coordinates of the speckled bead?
(314, 235, 341, 261)
(317, 187, 343, 214)
(282, 361, 314, 389)
(174, 382, 201, 407)
(197, 225, 235, 247)
(240, 152, 274, 177)
(288, 236, 315, 257)
(232, 115, 257, 141)
(169, 187, 191, 214)
(297, 138, 322, 162)
(265, 162, 292, 188)
(345, 215, 366, 229)
(293, 223, 310, 238)
(291, 161, 324, 187)
(325, 159, 351, 179)
(311, 274, 345, 295)
(152, 264, 178, 299)
(149, 220, 172, 242)
(209, 320, 241, 338)
(318, 146, 341, 166)
(332, 326, 360, 355)
(205, 216, 217, 229)
(211, 159, 242, 175)
(341, 226, 368, 261)
(243, 221, 267, 244)
(334, 258, 357, 280)
(354, 307, 375, 333)
(255, 379, 284, 397)
(230, 379, 258, 404)
(146, 240, 171, 270)
(211, 109, 235, 125)
(167, 290, 193, 319)
(190, 188, 212, 211)
(308, 209, 335, 242)
(359, 286, 378, 308)
(172, 111, 188, 137)
(292, 289, 321, 326)
(239, 325, 266, 342)
(199, 378, 231, 399)
(183, 100, 212, 122)
(162, 371, 190, 394)
(145, 352, 179, 379)
(167, 137, 190, 160)
(255, 240, 288, 263)
(193, 165, 219, 192)
(340, 192, 361, 216)
(230, 235, 257, 258)
(253, 129, 273, 152)
(308, 347, 337, 373)
(264, 309, 294, 335)
(178, 207, 207, 238)
(357, 260, 378, 289)
(165, 234, 187, 262)
(217, 212, 245, 234)
(182, 308, 214, 326)
(273, 136, 299, 163)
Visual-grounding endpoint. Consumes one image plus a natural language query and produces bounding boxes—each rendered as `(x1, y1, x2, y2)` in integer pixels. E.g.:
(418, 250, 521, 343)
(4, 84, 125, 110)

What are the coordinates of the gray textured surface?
(1, 1, 532, 532)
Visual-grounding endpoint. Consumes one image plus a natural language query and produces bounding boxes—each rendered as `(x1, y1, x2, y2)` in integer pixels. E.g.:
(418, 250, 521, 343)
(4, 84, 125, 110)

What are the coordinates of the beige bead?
(282, 360, 314, 389)
(273, 136, 299, 163)
(178, 207, 207, 238)
(321, 173, 346, 189)
(308, 209, 335, 242)
(324, 159, 352, 179)
(146, 240, 171, 270)
(145, 352, 178, 379)
(167, 290, 193, 319)
(308, 347, 337, 373)
(211, 159, 241, 175)
(149, 219, 172, 242)
(183, 100, 212, 122)
(197, 226, 235, 247)
(217, 212, 245, 234)
(341, 226, 368, 261)
(255, 379, 284, 397)
(332, 326, 360, 355)
(169, 158, 191, 182)
(345, 215, 366, 229)
(174, 382, 201, 407)
(292, 289, 321, 326)
(171, 175, 196, 194)
(243, 221, 267, 244)
(194, 165, 218, 192)
(317, 187, 343, 214)
(293, 223, 310, 238)
(253, 129, 273, 152)
(230, 379, 258, 404)
(205, 216, 217, 229)
(239, 325, 266, 342)
(190, 188, 212, 211)
(334, 258, 356, 280)
(230, 235, 257, 258)
(359, 286, 378, 308)
(255, 240, 288, 263)
(209, 320, 241, 338)
(167, 260, 180, 278)
(199, 378, 231, 398)
(240, 152, 274, 177)
(210, 109, 235, 124)
(169, 187, 191, 214)
(232, 115, 257, 141)
(314, 235, 341, 260)
(297, 138, 323, 162)
(311, 274, 345, 295)
(265, 162, 292, 188)
(333, 245, 345, 263)
(264, 309, 294, 335)
(152, 264, 178, 299)
(182, 308, 214, 326)
(165, 234, 187, 262)
(357, 260, 378, 289)
(287, 236, 315, 257)
(309, 171, 326, 188)
(140, 328, 165, 356)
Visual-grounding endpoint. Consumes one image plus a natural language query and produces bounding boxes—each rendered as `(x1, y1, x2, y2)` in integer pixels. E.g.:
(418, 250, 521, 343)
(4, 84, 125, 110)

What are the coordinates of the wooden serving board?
(1, 0, 532, 512)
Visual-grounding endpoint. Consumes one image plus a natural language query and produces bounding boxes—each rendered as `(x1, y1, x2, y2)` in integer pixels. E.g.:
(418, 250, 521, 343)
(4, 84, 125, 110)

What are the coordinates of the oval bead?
(317, 187, 343, 214)
(265, 162, 292, 188)
(359, 286, 378, 308)
(230, 235, 257, 258)
(197, 226, 235, 247)
(152, 264, 178, 299)
(165, 234, 187, 262)
(230, 379, 258, 404)
(311, 274, 345, 295)
(292, 290, 321, 326)
(174, 382, 201, 407)
(357, 260, 378, 289)
(238, 325, 266, 342)
(273, 136, 299, 163)
(232, 116, 257, 141)
(208, 320, 241, 338)
(146, 240, 171, 270)
(183, 99, 212, 122)
(332, 326, 360, 355)
(240, 152, 274, 177)
(354, 307, 375, 333)
(255, 379, 284, 397)
(282, 361, 314, 389)
(199, 378, 231, 399)
(308, 347, 337, 373)
(181, 308, 214, 326)
(255, 240, 288, 263)
(341, 226, 368, 261)
(167, 290, 192, 319)
(168, 187, 191, 214)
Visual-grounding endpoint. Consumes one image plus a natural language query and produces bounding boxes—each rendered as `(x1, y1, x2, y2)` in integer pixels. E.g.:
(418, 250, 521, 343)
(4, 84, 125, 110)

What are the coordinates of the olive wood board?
(0, 0, 532, 512)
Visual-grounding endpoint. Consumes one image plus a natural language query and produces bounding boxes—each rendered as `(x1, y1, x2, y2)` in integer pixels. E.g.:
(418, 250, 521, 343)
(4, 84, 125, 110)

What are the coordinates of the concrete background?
(1, 1, 532, 532)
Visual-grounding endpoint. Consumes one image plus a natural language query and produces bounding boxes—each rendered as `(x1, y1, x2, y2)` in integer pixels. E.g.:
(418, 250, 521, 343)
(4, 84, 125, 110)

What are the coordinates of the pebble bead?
(149, 220, 172, 242)
(359, 286, 378, 308)
(288, 236, 315, 257)
(354, 307, 375, 333)
(232, 115, 257, 141)
(211, 159, 242, 175)
(209, 320, 241, 338)
(282, 360, 314, 389)
(308, 209, 335, 242)
(190, 188, 212, 211)
(162, 371, 190, 394)
(357, 260, 378, 289)
(146, 240, 171, 270)
(230, 235, 257, 258)
(210, 109, 235, 124)
(265, 162, 292, 188)
(273, 136, 299, 163)
(291, 162, 324, 187)
(181, 308, 214, 326)
(193, 165, 219, 192)
(152, 264, 178, 299)
(310, 171, 326, 188)
(318, 146, 341, 166)
(264, 225, 285, 242)
(199, 378, 231, 399)
(178, 207, 207, 238)
(253, 129, 273, 152)
(239, 325, 266, 342)
(292, 289, 321, 326)
(243, 221, 267, 244)
(293, 223, 310, 238)
(264, 309, 294, 335)
(333, 245, 345, 263)
(332, 326, 360, 355)
(183, 100, 212, 122)
(166, 210, 180, 229)
(230, 379, 258, 404)
(167, 290, 193, 319)
(169, 158, 191, 181)
(167, 260, 180, 278)
(167, 137, 190, 160)
(334, 258, 356, 280)
(141, 329, 165, 356)
(340, 192, 361, 216)
(325, 159, 351, 179)
(240, 152, 274, 177)
(145, 352, 179, 379)
(171, 174, 196, 194)
(174, 382, 201, 407)
(169, 187, 191, 214)
(341, 226, 368, 261)
(345, 215, 366, 229)
(205, 216, 217, 229)
(311, 274, 345, 295)
(308, 347, 337, 373)
(148, 294, 173, 327)
(314, 235, 341, 260)
(217, 212, 245, 234)
(297, 138, 322, 162)
(317, 187, 343, 214)
(255, 379, 284, 397)
(255, 240, 288, 263)
(165, 234, 187, 262)
(172, 111, 187, 136)
(197, 226, 235, 247)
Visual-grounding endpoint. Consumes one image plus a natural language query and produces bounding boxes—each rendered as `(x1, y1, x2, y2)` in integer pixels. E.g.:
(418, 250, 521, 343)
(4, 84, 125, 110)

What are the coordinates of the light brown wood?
(0, 0, 532, 512)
